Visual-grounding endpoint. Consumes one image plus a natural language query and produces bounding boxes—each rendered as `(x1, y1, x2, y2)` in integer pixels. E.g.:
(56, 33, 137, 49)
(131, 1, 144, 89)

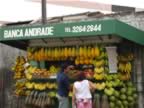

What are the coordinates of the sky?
(0, 0, 144, 22)
(83, 0, 144, 8)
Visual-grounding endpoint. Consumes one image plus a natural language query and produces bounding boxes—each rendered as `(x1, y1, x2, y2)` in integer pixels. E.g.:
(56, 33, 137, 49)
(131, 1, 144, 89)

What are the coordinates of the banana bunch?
(92, 47, 108, 80)
(95, 82, 106, 90)
(49, 65, 60, 75)
(94, 67, 104, 74)
(96, 51, 105, 60)
(25, 82, 34, 89)
(48, 92, 56, 98)
(118, 52, 134, 81)
(34, 83, 47, 91)
(25, 65, 51, 79)
(118, 53, 134, 62)
(15, 89, 26, 96)
(125, 62, 132, 73)
(118, 62, 132, 73)
(25, 82, 46, 91)
(25, 82, 48, 91)
(25, 82, 58, 90)
(46, 83, 57, 89)
(118, 73, 131, 81)
(25, 73, 32, 80)
(93, 73, 105, 80)
(15, 81, 26, 96)
(75, 58, 93, 65)
(93, 59, 104, 67)
(27, 47, 36, 60)
(27, 47, 73, 61)
(27, 46, 101, 61)
(15, 81, 26, 88)
(27, 66, 37, 74)
(11, 56, 26, 79)
(25, 66, 37, 80)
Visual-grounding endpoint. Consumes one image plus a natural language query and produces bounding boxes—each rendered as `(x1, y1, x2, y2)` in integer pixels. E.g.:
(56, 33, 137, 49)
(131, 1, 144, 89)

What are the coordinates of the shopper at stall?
(57, 63, 74, 108)
(72, 72, 97, 108)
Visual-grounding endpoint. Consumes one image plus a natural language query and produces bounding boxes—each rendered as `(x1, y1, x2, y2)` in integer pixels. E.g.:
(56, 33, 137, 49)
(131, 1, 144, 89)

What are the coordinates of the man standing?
(57, 64, 74, 108)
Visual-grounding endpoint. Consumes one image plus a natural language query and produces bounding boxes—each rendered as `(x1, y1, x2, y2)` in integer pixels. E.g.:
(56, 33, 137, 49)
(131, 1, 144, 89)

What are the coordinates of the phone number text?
(65, 24, 102, 33)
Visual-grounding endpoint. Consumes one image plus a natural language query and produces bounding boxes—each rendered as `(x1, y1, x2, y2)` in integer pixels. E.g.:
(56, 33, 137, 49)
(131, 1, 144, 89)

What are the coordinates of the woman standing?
(72, 72, 96, 108)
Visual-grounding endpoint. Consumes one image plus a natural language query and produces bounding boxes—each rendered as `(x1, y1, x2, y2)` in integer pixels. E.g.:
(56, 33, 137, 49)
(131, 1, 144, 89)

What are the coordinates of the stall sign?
(0, 19, 115, 41)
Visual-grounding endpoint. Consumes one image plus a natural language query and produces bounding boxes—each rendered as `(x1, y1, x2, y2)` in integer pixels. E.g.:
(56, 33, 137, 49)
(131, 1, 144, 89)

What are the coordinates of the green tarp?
(0, 19, 144, 45)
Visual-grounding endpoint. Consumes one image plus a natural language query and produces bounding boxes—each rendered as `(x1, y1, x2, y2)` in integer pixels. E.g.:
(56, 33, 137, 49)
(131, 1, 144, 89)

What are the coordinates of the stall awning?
(0, 19, 144, 49)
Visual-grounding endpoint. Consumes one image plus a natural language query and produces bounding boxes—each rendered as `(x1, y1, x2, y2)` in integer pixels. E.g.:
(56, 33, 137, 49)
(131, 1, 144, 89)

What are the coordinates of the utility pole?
(41, 0, 47, 24)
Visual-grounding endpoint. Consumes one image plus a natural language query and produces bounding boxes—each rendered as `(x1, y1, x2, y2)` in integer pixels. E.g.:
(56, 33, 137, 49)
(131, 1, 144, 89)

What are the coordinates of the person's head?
(82, 65, 94, 72)
(77, 72, 85, 81)
(61, 63, 75, 74)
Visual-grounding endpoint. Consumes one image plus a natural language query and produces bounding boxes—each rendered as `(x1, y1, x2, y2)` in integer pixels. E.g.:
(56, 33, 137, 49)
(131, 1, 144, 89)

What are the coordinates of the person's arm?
(89, 81, 97, 90)
(72, 84, 76, 106)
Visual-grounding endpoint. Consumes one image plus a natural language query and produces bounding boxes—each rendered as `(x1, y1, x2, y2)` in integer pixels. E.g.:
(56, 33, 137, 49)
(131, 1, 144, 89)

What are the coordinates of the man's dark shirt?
(57, 71, 69, 97)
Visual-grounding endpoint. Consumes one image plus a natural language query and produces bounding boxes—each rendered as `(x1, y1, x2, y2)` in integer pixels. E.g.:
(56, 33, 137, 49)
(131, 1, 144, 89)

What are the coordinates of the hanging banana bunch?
(117, 52, 133, 81)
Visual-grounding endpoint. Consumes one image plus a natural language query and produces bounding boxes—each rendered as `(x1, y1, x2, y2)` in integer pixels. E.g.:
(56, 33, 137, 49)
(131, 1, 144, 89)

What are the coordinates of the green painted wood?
(29, 60, 39, 68)
(39, 61, 46, 69)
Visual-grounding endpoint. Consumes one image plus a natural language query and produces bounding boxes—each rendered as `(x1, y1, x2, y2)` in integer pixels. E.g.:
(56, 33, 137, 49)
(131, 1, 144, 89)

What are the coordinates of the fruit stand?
(0, 19, 144, 108)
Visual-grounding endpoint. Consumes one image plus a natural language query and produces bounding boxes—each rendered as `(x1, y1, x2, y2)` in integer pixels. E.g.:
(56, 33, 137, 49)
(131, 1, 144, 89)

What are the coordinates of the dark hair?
(77, 72, 85, 81)
(61, 63, 75, 72)
(82, 65, 94, 71)
(61, 63, 70, 72)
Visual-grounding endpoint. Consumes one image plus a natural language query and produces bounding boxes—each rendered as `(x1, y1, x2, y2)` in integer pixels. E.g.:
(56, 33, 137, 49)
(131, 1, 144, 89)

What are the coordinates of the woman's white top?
(74, 80, 92, 99)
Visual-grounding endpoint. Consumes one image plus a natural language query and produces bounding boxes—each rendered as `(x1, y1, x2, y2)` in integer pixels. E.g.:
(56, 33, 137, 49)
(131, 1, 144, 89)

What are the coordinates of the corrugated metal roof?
(2, 10, 144, 26)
